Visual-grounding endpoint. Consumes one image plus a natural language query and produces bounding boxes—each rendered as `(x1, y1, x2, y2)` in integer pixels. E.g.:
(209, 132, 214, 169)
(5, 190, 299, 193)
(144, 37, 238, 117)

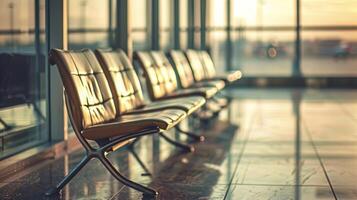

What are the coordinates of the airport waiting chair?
(196, 50, 242, 84)
(168, 50, 224, 91)
(136, 51, 227, 117)
(134, 51, 218, 101)
(168, 50, 229, 109)
(46, 49, 193, 198)
(95, 49, 206, 141)
(184, 50, 226, 90)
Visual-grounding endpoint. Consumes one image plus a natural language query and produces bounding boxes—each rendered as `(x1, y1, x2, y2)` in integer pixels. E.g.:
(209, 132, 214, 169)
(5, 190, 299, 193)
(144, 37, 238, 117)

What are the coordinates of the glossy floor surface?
(1, 88, 357, 200)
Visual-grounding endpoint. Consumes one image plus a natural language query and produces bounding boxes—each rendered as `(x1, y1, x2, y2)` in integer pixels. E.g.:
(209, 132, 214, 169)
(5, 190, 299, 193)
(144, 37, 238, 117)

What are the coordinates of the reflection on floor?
(1, 88, 357, 199)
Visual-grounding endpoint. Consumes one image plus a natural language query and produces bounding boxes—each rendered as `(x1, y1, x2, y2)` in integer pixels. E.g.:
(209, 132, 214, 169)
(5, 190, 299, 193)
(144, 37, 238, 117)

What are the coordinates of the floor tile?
(226, 185, 335, 200)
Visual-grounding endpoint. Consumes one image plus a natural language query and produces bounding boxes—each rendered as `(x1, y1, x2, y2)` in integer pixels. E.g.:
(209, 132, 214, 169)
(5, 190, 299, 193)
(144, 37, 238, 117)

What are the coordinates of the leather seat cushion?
(159, 87, 218, 99)
(82, 109, 186, 140)
(146, 96, 205, 115)
(193, 80, 225, 90)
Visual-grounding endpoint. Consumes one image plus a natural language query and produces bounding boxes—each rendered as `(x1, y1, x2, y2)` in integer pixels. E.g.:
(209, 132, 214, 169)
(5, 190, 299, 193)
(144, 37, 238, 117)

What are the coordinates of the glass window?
(232, 0, 295, 27)
(301, 0, 357, 26)
(301, 0, 357, 77)
(207, 0, 227, 28)
(68, 0, 113, 49)
(207, 0, 227, 72)
(131, 0, 149, 50)
(0, 0, 47, 158)
(193, 0, 201, 49)
(230, 0, 295, 77)
(159, 0, 174, 50)
(179, 0, 188, 49)
(232, 31, 295, 76)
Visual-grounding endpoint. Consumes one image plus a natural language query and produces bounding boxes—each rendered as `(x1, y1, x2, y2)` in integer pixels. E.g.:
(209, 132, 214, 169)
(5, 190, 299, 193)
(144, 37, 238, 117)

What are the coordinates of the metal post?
(46, 0, 68, 141)
(173, 0, 180, 49)
(226, 0, 233, 71)
(108, 0, 113, 47)
(115, 0, 131, 54)
(34, 0, 42, 128)
(200, 0, 206, 50)
(151, 0, 159, 50)
(8, 2, 15, 50)
(293, 0, 302, 76)
(188, 0, 195, 49)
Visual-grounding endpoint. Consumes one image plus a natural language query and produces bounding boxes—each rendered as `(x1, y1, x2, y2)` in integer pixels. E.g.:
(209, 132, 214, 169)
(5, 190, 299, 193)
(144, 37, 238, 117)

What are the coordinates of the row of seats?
(46, 48, 242, 197)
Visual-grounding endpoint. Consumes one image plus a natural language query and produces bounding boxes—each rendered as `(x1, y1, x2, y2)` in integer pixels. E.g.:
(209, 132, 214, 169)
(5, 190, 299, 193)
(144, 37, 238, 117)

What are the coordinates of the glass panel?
(160, 31, 173, 50)
(207, 0, 227, 28)
(230, 0, 295, 77)
(132, 0, 147, 29)
(232, 31, 295, 77)
(302, 0, 357, 26)
(207, 31, 227, 73)
(301, 0, 357, 77)
(302, 30, 357, 77)
(159, 0, 173, 49)
(232, 0, 295, 27)
(132, 31, 149, 50)
(68, 0, 112, 49)
(180, 0, 188, 28)
(180, 31, 188, 49)
(0, 0, 47, 158)
(131, 0, 149, 50)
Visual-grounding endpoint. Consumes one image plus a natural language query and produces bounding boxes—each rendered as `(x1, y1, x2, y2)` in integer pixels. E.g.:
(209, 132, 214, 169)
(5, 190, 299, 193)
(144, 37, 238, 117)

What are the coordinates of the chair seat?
(160, 87, 218, 100)
(145, 96, 205, 115)
(123, 96, 206, 115)
(193, 80, 225, 90)
(82, 109, 186, 140)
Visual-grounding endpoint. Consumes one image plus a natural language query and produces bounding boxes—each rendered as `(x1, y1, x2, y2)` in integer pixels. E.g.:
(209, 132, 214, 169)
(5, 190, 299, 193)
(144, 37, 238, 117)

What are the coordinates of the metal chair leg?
(98, 155, 158, 197)
(45, 155, 91, 196)
(158, 132, 195, 152)
(175, 126, 205, 142)
(128, 138, 152, 176)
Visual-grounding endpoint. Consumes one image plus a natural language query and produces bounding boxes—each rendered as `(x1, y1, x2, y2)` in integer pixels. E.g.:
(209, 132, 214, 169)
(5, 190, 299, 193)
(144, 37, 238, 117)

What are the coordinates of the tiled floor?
(1, 88, 357, 200)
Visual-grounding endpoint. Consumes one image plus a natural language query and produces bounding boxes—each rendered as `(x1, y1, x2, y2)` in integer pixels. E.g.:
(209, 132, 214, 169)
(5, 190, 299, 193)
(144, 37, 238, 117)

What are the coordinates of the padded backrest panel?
(150, 51, 178, 92)
(199, 51, 217, 78)
(49, 49, 117, 130)
(95, 49, 146, 114)
(135, 51, 178, 100)
(185, 50, 206, 81)
(168, 50, 195, 88)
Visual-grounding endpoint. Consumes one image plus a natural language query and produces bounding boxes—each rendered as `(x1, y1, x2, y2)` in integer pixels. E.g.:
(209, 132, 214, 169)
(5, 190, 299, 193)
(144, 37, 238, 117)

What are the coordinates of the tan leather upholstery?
(95, 49, 146, 114)
(185, 50, 207, 82)
(198, 50, 242, 83)
(168, 50, 196, 89)
(135, 51, 218, 100)
(169, 50, 225, 90)
(82, 109, 186, 140)
(50, 49, 186, 140)
(134, 51, 177, 100)
(95, 49, 205, 115)
(185, 50, 226, 90)
(142, 96, 205, 115)
(163, 87, 217, 100)
(49, 49, 117, 130)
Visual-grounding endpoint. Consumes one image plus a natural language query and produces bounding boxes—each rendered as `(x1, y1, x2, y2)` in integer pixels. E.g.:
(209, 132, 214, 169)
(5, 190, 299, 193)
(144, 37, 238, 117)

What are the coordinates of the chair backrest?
(134, 51, 178, 100)
(198, 51, 217, 78)
(49, 49, 117, 131)
(95, 49, 146, 114)
(185, 49, 207, 82)
(168, 50, 196, 88)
